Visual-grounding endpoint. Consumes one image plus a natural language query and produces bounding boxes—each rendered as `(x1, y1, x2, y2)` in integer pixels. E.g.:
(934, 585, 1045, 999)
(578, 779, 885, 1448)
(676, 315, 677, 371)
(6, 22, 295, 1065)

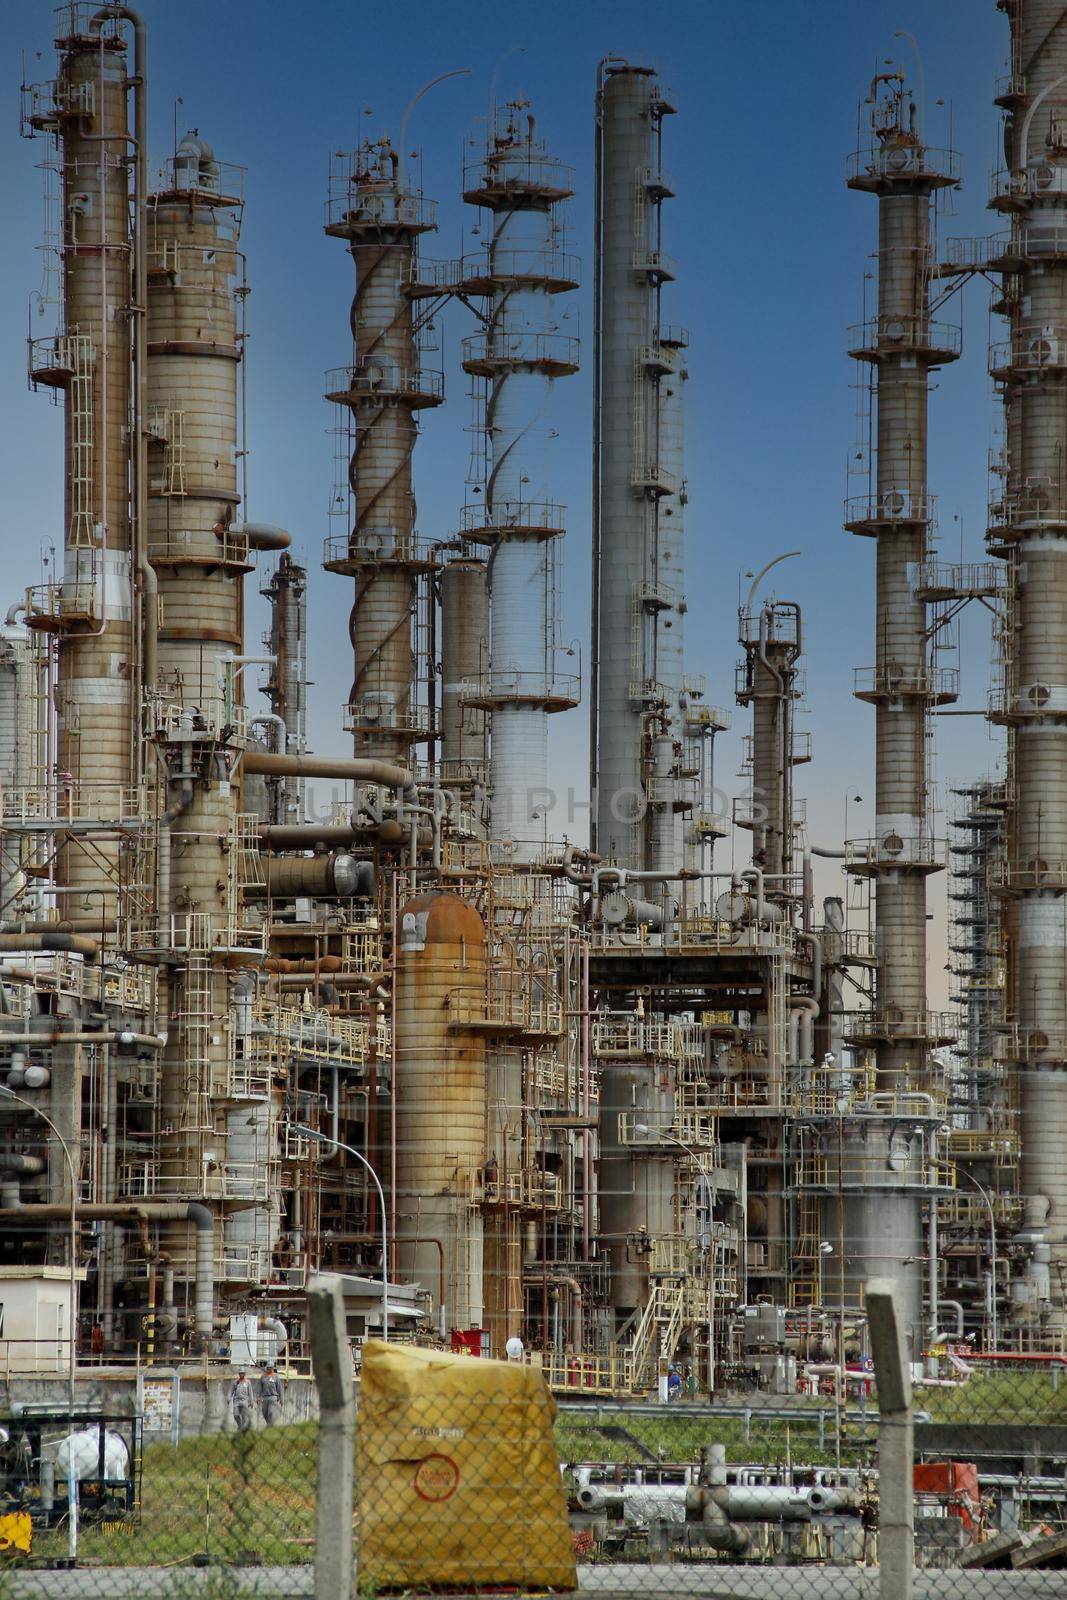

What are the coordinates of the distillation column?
(144, 135, 269, 1301)
(988, 1, 1067, 1334)
(842, 74, 958, 1330)
(591, 61, 683, 869)
(27, 14, 136, 906)
(21, 10, 138, 1243)
(323, 139, 440, 762)
(262, 552, 309, 823)
(458, 101, 579, 856)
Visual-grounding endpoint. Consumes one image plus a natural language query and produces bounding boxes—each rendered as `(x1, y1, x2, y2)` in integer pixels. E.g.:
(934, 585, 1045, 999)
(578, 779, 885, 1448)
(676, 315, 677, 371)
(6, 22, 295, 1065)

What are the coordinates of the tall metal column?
(26, 10, 135, 909)
(591, 61, 683, 870)
(144, 135, 266, 1297)
(987, 0, 1067, 1334)
(324, 139, 440, 762)
(458, 100, 579, 858)
(843, 73, 959, 1329)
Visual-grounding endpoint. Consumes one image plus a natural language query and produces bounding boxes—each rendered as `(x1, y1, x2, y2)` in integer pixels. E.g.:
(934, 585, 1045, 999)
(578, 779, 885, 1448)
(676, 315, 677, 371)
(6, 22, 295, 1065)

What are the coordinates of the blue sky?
(4, 1, 1012, 996)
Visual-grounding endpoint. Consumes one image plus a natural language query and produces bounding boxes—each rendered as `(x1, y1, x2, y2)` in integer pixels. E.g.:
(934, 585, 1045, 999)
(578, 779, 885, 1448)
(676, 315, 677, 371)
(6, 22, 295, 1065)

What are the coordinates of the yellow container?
(358, 1340, 576, 1590)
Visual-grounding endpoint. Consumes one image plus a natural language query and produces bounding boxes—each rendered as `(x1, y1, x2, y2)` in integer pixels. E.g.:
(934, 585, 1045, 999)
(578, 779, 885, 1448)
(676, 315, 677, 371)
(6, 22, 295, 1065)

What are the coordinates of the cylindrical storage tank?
(440, 558, 488, 783)
(598, 1058, 676, 1324)
(246, 853, 371, 899)
(394, 892, 487, 1330)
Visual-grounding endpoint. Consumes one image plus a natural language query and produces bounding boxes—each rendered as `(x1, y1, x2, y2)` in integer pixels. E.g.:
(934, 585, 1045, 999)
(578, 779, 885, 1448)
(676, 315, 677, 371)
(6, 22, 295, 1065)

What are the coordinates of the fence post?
(309, 1273, 354, 1600)
(867, 1277, 913, 1600)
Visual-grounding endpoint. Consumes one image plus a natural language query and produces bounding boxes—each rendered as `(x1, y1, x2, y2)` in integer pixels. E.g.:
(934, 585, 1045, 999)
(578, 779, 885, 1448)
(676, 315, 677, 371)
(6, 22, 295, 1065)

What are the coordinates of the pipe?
(0, 1153, 45, 1177)
(93, 6, 155, 702)
(242, 750, 416, 802)
(259, 824, 360, 850)
(0, 932, 98, 961)
(0, 1028, 164, 1047)
(258, 1314, 288, 1355)
(231, 522, 291, 552)
(0, 1200, 214, 1336)
(934, 1299, 964, 1341)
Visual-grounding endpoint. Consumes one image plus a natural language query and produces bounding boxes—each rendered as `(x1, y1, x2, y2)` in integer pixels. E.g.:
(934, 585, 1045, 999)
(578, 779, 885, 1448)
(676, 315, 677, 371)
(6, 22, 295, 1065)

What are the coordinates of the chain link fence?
(1, 1307, 1066, 1597)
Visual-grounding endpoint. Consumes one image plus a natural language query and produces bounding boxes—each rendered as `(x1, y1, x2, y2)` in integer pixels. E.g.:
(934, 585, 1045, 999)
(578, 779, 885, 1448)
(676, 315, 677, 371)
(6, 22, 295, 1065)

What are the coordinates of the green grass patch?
(26, 1423, 318, 1571)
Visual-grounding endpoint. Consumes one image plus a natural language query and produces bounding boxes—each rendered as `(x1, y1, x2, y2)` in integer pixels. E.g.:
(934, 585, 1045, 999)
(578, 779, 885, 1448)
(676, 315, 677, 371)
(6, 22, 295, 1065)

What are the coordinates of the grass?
(24, 1423, 318, 1571)
(10, 1370, 1064, 1572)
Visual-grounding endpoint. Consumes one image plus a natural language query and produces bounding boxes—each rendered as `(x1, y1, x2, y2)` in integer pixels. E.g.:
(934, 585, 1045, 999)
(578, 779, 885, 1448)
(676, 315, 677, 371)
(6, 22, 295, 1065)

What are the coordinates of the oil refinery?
(0, 0, 1063, 1407)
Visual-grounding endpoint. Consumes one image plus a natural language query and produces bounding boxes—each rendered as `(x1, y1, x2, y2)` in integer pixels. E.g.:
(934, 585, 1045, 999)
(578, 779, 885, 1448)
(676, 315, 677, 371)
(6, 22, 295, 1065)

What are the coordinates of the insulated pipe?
(258, 1314, 288, 1354)
(241, 750, 417, 802)
(0, 932, 98, 961)
(232, 523, 292, 552)
(244, 854, 373, 899)
(0, 1153, 45, 1179)
(0, 1200, 214, 1336)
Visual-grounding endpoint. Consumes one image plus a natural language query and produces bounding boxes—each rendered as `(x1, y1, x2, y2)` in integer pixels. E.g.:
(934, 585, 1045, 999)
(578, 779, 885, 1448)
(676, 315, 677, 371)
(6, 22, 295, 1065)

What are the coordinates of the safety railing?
(847, 317, 961, 360)
(592, 1016, 702, 1061)
(147, 527, 251, 565)
(324, 360, 443, 406)
(990, 857, 1067, 891)
(842, 1008, 956, 1043)
(323, 186, 436, 232)
(542, 1350, 637, 1395)
(20, 75, 94, 136)
(461, 329, 579, 373)
(462, 496, 566, 537)
(853, 664, 959, 701)
(322, 528, 438, 567)
(844, 489, 936, 529)
(459, 670, 580, 707)
(845, 832, 944, 870)
(463, 148, 573, 201)
(632, 248, 677, 281)
(0, 782, 148, 825)
(456, 247, 580, 288)
(846, 143, 959, 185)
(994, 1025, 1067, 1062)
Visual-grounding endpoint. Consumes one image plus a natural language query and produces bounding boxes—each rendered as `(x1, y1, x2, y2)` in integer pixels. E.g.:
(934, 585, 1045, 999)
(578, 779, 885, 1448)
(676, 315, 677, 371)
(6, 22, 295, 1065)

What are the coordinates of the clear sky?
(4, 1, 1013, 1003)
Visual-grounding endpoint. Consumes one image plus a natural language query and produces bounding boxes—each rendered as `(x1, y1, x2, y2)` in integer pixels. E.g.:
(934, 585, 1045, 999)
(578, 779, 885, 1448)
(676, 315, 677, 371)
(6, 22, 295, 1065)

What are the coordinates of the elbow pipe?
(5, 602, 26, 627)
(0, 1154, 45, 1178)
(242, 751, 416, 804)
(740, 868, 765, 924)
(0, 931, 98, 961)
(258, 1314, 288, 1354)
(799, 931, 822, 997)
(935, 1300, 965, 1341)
(232, 523, 291, 552)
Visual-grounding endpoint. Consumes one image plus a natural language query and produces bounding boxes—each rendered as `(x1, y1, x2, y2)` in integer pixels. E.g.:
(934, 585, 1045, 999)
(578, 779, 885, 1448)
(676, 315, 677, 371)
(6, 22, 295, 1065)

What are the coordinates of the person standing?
(231, 1370, 254, 1432)
(259, 1364, 284, 1426)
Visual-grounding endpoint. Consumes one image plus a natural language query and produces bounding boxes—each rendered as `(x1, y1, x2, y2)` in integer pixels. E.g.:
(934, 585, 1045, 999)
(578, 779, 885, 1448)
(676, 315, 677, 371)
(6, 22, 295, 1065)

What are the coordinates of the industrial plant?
(1, 0, 1064, 1418)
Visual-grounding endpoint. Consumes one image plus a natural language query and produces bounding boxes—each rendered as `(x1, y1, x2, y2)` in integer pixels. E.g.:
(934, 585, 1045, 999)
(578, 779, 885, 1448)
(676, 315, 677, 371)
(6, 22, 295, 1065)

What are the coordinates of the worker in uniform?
(231, 1370, 254, 1432)
(259, 1365, 284, 1426)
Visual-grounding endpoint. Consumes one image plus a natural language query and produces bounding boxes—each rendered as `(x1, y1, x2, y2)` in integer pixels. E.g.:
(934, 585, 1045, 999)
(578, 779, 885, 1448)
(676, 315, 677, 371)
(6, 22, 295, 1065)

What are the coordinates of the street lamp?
(0, 1085, 78, 1408)
(291, 1125, 389, 1341)
(958, 1169, 998, 1351)
(634, 1123, 716, 1398)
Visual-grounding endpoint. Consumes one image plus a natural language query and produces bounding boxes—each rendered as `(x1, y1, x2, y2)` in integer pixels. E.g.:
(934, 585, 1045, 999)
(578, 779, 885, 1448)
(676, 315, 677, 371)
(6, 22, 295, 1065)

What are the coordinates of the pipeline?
(0, 1201, 215, 1337)
(232, 523, 291, 552)
(0, 931, 98, 961)
(242, 750, 417, 803)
